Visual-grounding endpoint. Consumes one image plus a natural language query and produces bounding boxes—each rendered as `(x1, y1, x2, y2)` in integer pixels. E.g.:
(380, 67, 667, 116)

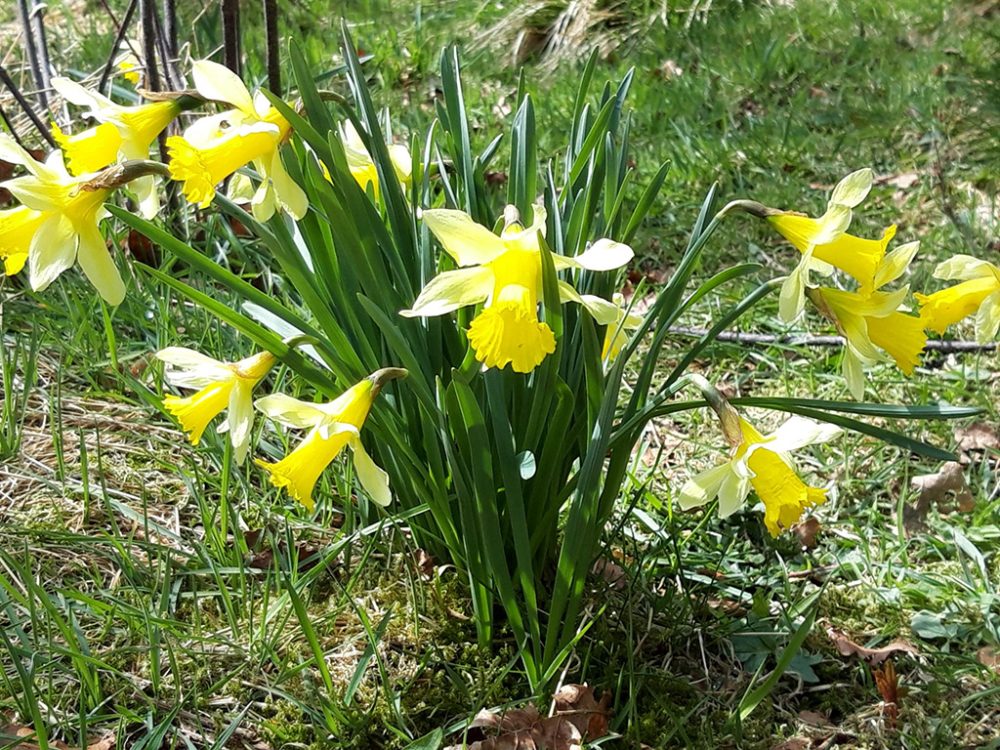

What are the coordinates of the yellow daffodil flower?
(115, 48, 142, 85)
(0, 135, 123, 303)
(0, 205, 45, 276)
(916, 255, 1000, 344)
(166, 60, 306, 221)
(401, 205, 632, 373)
(51, 77, 180, 217)
(767, 168, 887, 321)
(157, 347, 277, 464)
(602, 292, 643, 363)
(339, 120, 412, 197)
(255, 368, 406, 511)
(810, 241, 925, 399)
(678, 413, 841, 536)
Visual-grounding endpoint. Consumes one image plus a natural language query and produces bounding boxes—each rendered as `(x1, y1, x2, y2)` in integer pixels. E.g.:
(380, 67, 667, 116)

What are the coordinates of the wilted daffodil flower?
(916, 255, 1000, 344)
(678, 403, 842, 536)
(167, 59, 306, 221)
(51, 77, 181, 217)
(339, 120, 412, 197)
(0, 135, 124, 303)
(255, 368, 407, 511)
(157, 347, 277, 464)
(401, 205, 632, 373)
(809, 241, 925, 400)
(762, 168, 897, 321)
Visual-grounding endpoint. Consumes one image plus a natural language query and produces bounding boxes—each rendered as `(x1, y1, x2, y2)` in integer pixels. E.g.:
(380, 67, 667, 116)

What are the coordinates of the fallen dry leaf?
(978, 646, 1000, 671)
(797, 710, 834, 728)
(792, 516, 822, 548)
(876, 172, 920, 189)
(827, 627, 920, 666)
(905, 462, 974, 532)
(446, 685, 611, 750)
(955, 422, 1000, 453)
(414, 548, 436, 579)
(591, 558, 627, 590)
(771, 739, 810, 750)
(0, 726, 112, 750)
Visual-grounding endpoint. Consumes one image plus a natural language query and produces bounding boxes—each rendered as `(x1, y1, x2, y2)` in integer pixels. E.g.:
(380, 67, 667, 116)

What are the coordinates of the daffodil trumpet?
(402, 204, 633, 373)
(255, 368, 407, 511)
(916, 255, 1000, 344)
(676, 377, 842, 536)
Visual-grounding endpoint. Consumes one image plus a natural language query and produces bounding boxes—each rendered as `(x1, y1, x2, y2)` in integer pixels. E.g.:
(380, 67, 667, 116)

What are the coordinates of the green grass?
(2, 0, 999, 747)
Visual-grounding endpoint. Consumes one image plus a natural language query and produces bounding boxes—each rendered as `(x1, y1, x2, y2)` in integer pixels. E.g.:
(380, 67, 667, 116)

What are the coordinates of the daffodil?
(51, 77, 181, 217)
(678, 413, 841, 536)
(0, 135, 124, 303)
(602, 292, 643, 363)
(115, 47, 142, 85)
(0, 205, 45, 276)
(166, 60, 306, 221)
(339, 120, 412, 197)
(766, 168, 890, 321)
(809, 241, 925, 399)
(916, 255, 1000, 344)
(157, 347, 277, 463)
(255, 368, 406, 511)
(401, 205, 632, 373)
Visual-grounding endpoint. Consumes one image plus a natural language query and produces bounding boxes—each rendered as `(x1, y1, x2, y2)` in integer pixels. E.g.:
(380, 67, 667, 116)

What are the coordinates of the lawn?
(1, 0, 999, 748)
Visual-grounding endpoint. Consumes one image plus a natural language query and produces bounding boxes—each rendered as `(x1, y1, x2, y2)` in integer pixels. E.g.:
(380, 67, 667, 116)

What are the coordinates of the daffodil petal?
(842, 347, 866, 400)
(192, 59, 256, 116)
(255, 393, 329, 429)
(554, 237, 634, 272)
(557, 282, 620, 325)
(873, 240, 919, 290)
(811, 204, 853, 245)
(718, 470, 751, 518)
(975, 291, 1000, 344)
(400, 266, 493, 317)
(933, 254, 1000, 282)
(351, 437, 391, 506)
(268, 148, 309, 220)
(0, 134, 59, 180)
(677, 463, 730, 510)
(422, 209, 507, 266)
(764, 416, 841, 454)
(51, 77, 118, 117)
(156, 347, 232, 387)
(778, 260, 809, 322)
(227, 381, 255, 464)
(829, 168, 874, 208)
(76, 222, 125, 305)
(28, 215, 76, 291)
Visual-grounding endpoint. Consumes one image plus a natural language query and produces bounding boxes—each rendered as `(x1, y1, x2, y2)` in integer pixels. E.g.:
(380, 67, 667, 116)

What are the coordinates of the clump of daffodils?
(402, 204, 632, 373)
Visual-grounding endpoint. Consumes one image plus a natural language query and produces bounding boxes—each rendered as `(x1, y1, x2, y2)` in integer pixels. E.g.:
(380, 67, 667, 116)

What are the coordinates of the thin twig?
(140, 0, 162, 92)
(151, 1, 181, 91)
(15, 0, 47, 110)
(264, 0, 281, 94)
(0, 64, 56, 147)
(97, 0, 140, 95)
(668, 327, 997, 354)
(163, 0, 178, 60)
(28, 2, 53, 99)
(222, 0, 242, 76)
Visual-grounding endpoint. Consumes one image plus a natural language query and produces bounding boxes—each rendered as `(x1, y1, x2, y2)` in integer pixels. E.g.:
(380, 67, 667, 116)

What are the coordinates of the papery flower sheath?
(766, 168, 893, 321)
(678, 413, 841, 536)
(166, 60, 306, 221)
(51, 77, 181, 217)
(255, 368, 406, 511)
(157, 347, 277, 464)
(810, 241, 926, 400)
(401, 205, 632, 373)
(0, 135, 123, 303)
(916, 255, 1000, 344)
